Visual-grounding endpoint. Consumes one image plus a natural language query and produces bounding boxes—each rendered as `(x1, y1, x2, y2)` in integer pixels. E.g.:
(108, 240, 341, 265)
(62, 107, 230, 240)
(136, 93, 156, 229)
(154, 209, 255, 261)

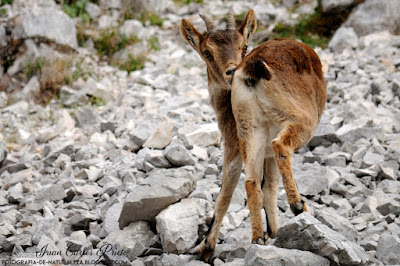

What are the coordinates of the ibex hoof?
(252, 238, 265, 245)
(291, 201, 305, 216)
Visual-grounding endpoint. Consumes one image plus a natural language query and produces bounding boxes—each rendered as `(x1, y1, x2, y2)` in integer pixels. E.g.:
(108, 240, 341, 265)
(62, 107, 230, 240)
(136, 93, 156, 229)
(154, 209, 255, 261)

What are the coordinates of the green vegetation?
(88, 94, 106, 106)
(149, 36, 161, 51)
(113, 54, 146, 73)
(269, 11, 330, 48)
(0, 0, 13, 6)
(23, 57, 49, 79)
(138, 11, 164, 27)
(21, 57, 94, 105)
(62, 0, 88, 18)
(173, 0, 203, 6)
(94, 28, 140, 59)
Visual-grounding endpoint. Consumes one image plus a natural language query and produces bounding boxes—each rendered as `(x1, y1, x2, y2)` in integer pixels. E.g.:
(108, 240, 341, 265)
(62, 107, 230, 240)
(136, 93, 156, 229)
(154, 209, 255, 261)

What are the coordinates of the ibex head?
(180, 10, 257, 88)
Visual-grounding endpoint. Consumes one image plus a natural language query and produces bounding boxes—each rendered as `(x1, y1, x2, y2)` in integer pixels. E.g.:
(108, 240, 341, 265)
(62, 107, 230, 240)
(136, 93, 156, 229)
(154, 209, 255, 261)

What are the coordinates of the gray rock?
(73, 106, 99, 131)
(129, 122, 156, 149)
(275, 213, 371, 265)
(0, 25, 6, 47)
(100, 221, 157, 260)
(103, 203, 123, 236)
(99, 0, 122, 9)
(143, 120, 175, 149)
(336, 119, 384, 143)
(119, 169, 194, 227)
(308, 114, 340, 147)
(12, 7, 77, 49)
(143, 253, 192, 266)
(0, 142, 7, 167)
(85, 2, 101, 19)
(178, 123, 221, 147)
(35, 184, 67, 202)
(315, 209, 358, 241)
(144, 150, 171, 168)
(376, 232, 400, 265)
(363, 151, 384, 166)
(244, 245, 330, 266)
(163, 144, 196, 166)
(320, 0, 359, 13)
(119, 19, 145, 39)
(294, 163, 330, 196)
(376, 200, 400, 216)
(7, 183, 24, 203)
(345, 0, 400, 36)
(156, 198, 213, 254)
(378, 160, 398, 180)
(329, 27, 359, 52)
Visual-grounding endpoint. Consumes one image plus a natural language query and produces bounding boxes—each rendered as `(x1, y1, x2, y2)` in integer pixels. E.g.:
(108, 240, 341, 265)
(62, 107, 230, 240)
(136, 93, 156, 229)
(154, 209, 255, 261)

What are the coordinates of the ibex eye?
(242, 45, 248, 56)
(244, 77, 255, 87)
(203, 51, 212, 58)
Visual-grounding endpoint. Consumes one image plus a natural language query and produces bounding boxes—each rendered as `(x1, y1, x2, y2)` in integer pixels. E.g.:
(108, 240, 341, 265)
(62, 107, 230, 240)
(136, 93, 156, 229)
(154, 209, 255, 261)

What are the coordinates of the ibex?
(180, 11, 326, 261)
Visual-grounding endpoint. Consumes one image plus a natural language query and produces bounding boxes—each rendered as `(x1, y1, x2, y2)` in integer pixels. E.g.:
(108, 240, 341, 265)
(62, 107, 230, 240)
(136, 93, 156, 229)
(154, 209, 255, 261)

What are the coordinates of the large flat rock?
(118, 168, 195, 228)
(245, 245, 330, 266)
(12, 7, 78, 49)
(275, 213, 371, 265)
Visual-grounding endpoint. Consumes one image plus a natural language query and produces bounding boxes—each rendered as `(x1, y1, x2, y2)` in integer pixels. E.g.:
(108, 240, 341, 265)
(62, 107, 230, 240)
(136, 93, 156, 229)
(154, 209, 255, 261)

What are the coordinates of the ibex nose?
(226, 67, 236, 76)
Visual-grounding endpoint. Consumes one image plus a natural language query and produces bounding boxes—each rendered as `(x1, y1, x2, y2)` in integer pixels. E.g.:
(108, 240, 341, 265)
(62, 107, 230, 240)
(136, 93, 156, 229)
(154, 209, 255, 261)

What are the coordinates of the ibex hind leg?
(262, 157, 281, 241)
(271, 123, 312, 215)
(192, 153, 242, 262)
(240, 128, 268, 244)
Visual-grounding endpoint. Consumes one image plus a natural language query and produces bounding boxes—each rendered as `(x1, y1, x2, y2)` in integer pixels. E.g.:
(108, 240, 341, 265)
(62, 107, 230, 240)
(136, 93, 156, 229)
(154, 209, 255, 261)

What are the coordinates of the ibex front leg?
(271, 123, 311, 215)
(194, 145, 242, 262)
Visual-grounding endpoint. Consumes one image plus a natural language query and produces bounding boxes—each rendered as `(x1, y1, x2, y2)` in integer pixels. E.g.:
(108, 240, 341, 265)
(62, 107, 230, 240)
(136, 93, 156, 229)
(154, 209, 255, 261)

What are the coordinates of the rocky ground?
(0, 0, 400, 265)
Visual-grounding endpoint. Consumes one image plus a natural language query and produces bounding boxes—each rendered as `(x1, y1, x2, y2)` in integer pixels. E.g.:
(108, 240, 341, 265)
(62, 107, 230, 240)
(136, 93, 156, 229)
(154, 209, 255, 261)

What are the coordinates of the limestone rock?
(12, 7, 78, 49)
(118, 169, 194, 227)
(329, 27, 359, 52)
(155, 198, 213, 254)
(275, 213, 371, 265)
(100, 221, 158, 260)
(345, 0, 400, 37)
(245, 245, 330, 266)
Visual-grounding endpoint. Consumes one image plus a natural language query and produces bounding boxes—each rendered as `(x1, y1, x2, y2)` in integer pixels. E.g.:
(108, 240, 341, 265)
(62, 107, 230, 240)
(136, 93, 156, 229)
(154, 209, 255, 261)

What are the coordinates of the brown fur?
(180, 10, 256, 262)
(231, 38, 326, 242)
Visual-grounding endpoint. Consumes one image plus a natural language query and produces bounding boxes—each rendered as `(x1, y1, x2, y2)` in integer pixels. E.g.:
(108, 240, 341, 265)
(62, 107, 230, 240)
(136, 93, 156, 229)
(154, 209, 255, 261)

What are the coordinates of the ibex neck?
(207, 67, 230, 111)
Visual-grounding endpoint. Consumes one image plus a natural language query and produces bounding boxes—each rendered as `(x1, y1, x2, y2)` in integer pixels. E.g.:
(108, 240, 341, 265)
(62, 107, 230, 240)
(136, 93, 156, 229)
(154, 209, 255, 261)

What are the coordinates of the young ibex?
(180, 11, 326, 261)
(231, 39, 326, 245)
(180, 10, 256, 261)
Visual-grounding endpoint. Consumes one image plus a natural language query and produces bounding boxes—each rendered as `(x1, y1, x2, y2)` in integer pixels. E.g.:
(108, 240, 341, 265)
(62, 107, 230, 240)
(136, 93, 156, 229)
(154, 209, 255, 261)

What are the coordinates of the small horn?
(199, 14, 216, 32)
(227, 11, 235, 30)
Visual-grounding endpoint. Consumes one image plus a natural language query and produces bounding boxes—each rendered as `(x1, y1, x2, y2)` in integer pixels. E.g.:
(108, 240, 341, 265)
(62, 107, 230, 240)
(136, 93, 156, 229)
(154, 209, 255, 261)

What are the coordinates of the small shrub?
(22, 57, 94, 105)
(37, 59, 67, 105)
(139, 11, 164, 27)
(114, 54, 146, 73)
(270, 12, 330, 48)
(62, 0, 88, 18)
(173, 0, 203, 6)
(0, 0, 13, 6)
(94, 28, 139, 59)
(63, 58, 93, 85)
(149, 36, 160, 51)
(23, 57, 50, 79)
(87, 94, 106, 106)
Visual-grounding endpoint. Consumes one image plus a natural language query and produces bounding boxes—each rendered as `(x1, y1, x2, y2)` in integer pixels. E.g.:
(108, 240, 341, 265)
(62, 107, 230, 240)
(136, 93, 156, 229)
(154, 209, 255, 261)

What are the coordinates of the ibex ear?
(239, 10, 257, 44)
(180, 19, 204, 54)
(246, 59, 271, 81)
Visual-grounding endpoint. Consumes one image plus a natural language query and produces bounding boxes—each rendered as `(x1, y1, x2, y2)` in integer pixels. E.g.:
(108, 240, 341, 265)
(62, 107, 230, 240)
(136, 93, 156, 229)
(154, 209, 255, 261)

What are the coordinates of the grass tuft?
(94, 28, 140, 59)
(113, 54, 146, 73)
